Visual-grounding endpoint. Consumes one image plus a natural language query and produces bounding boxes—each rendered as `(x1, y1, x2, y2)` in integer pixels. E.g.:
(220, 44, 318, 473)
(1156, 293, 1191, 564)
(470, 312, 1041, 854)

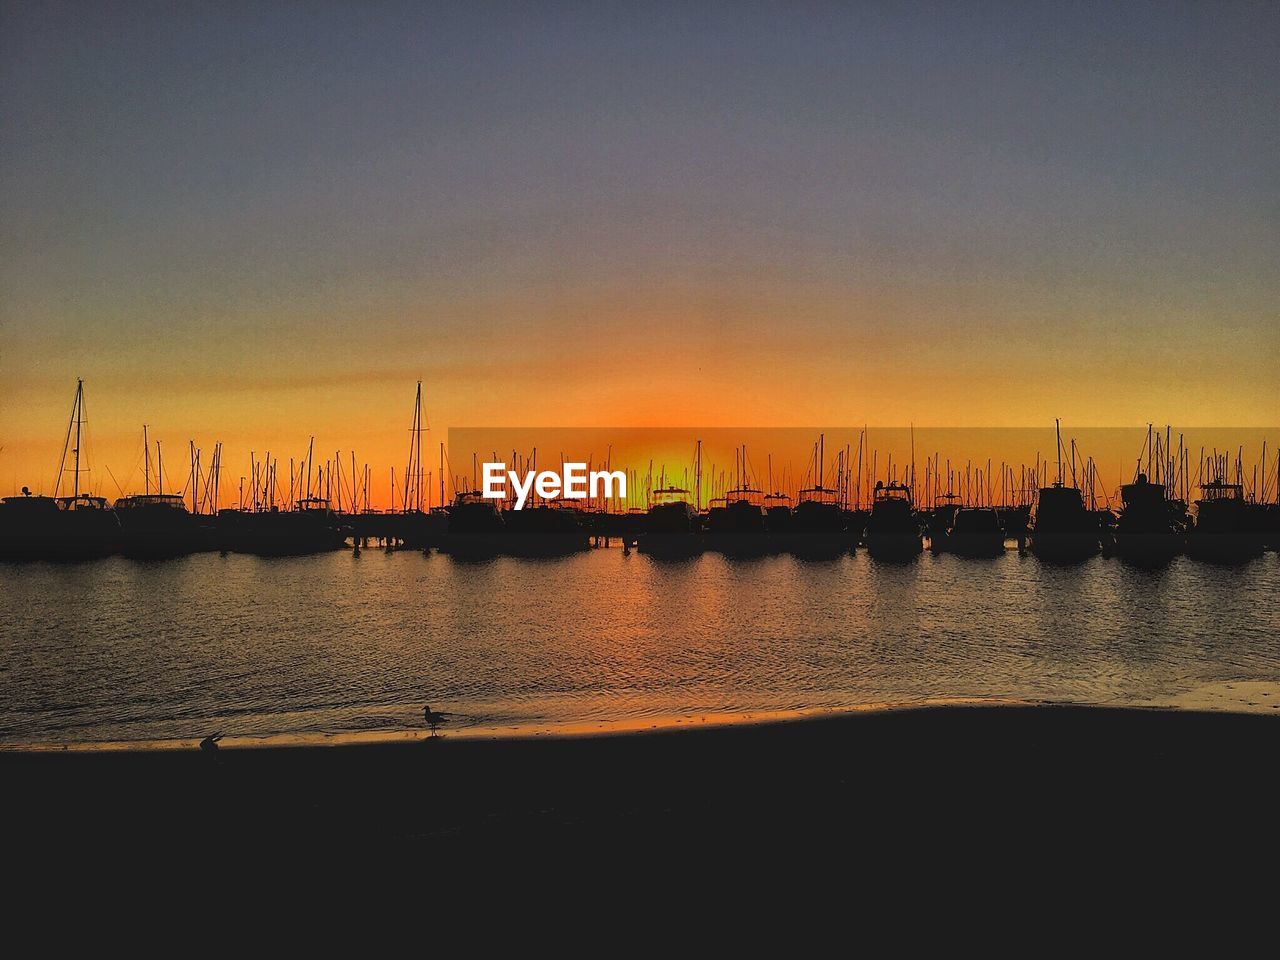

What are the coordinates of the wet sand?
(3, 703, 1276, 877)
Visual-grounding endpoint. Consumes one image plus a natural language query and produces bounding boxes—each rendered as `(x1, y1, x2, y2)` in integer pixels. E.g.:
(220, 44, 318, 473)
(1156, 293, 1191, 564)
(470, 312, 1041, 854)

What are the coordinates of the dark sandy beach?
(4, 703, 1277, 881)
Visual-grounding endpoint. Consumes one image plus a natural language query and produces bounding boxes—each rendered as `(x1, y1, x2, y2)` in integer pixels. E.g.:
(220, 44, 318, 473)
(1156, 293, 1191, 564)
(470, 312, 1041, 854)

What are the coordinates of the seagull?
(423, 705, 448, 737)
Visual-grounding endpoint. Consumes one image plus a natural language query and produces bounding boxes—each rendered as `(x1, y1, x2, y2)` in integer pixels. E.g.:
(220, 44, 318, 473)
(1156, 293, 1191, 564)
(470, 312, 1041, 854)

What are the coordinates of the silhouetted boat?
(114, 425, 208, 558)
(762, 492, 793, 553)
(706, 486, 769, 556)
(219, 497, 348, 555)
(0, 380, 122, 560)
(0, 489, 122, 560)
(115, 494, 206, 558)
(1029, 422, 1101, 562)
(865, 481, 922, 560)
(441, 492, 507, 559)
(503, 502, 590, 557)
(393, 382, 448, 549)
(787, 485, 848, 558)
(1030, 484, 1100, 561)
(1186, 480, 1264, 564)
(926, 493, 962, 553)
(637, 486, 702, 558)
(1111, 473, 1183, 566)
(945, 507, 1006, 558)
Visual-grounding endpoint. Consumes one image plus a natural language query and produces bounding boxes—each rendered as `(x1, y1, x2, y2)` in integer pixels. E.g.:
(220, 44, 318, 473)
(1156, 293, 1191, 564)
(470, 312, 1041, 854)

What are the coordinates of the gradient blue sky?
(1, 1, 1277, 495)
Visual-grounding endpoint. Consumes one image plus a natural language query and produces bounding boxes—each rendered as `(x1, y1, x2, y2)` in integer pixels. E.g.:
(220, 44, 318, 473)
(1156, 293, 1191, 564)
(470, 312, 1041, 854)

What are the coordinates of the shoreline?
(4, 684, 1278, 754)
(0, 696, 1029, 754)
(5, 701, 1277, 871)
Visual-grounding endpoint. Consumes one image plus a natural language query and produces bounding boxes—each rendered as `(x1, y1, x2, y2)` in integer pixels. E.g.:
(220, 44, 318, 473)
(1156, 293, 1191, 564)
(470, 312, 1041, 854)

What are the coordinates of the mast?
(696, 439, 702, 509)
(909, 424, 916, 504)
(1055, 418, 1062, 486)
(73, 380, 83, 498)
(144, 424, 150, 495)
(306, 436, 315, 501)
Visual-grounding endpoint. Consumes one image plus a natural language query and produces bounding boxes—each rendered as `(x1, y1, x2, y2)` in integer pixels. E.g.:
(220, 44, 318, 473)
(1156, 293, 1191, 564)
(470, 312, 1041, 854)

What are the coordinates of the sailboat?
(395, 382, 448, 549)
(1029, 421, 1100, 562)
(785, 436, 850, 559)
(0, 380, 121, 560)
(114, 427, 205, 558)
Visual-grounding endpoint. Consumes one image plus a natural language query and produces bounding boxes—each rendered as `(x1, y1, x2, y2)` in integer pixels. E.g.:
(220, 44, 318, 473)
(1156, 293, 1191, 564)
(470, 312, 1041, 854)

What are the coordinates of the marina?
(2, 384, 1276, 565)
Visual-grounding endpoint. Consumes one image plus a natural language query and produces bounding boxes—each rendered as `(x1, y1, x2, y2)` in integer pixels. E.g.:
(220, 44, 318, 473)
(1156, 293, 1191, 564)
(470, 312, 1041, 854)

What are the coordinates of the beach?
(5, 703, 1275, 877)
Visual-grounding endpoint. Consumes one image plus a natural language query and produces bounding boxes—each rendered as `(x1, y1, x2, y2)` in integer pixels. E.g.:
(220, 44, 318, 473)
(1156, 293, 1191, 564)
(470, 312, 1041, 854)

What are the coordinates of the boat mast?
(305, 436, 314, 502)
(415, 383, 423, 511)
(696, 440, 702, 510)
(144, 424, 150, 495)
(1055, 418, 1062, 486)
(818, 433, 825, 491)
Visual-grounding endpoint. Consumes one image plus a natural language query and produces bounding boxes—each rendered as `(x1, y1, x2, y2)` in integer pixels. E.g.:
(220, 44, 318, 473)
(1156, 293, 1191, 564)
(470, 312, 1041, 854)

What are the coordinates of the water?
(2, 547, 1279, 746)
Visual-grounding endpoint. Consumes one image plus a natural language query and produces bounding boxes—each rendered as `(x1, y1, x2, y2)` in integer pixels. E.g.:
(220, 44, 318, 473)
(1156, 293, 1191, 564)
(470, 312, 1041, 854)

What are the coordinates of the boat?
(945, 507, 1006, 558)
(1186, 479, 1264, 564)
(788, 485, 848, 558)
(637, 486, 702, 558)
(114, 426, 208, 558)
(0, 380, 122, 560)
(220, 497, 349, 556)
(115, 493, 206, 558)
(762, 492, 793, 553)
(864, 480, 922, 559)
(441, 491, 507, 559)
(1030, 484, 1100, 561)
(705, 486, 769, 556)
(0, 489, 121, 561)
(1029, 421, 1101, 562)
(392, 381, 449, 550)
(395, 509, 449, 549)
(1111, 473, 1183, 566)
(926, 492, 962, 553)
(503, 501, 590, 557)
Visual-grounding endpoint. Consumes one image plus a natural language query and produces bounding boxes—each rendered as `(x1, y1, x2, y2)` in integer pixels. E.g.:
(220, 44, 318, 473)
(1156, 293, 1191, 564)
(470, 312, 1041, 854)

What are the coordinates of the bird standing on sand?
(424, 705, 445, 737)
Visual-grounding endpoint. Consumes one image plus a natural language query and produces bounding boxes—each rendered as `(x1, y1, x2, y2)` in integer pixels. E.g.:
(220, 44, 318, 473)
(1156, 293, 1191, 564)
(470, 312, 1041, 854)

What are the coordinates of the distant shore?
(4, 702, 1276, 874)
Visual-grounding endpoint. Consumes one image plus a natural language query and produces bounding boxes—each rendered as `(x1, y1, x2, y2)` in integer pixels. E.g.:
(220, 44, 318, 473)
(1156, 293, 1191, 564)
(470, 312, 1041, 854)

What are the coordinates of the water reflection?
(0, 549, 1277, 745)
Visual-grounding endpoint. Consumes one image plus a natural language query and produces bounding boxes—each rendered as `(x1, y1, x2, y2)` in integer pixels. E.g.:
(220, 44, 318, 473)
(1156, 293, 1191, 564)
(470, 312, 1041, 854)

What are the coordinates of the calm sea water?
(2, 547, 1278, 746)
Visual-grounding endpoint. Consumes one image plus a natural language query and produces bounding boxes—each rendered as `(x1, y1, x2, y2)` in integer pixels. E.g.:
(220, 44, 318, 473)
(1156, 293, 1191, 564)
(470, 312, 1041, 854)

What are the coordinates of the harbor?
(2, 382, 1276, 565)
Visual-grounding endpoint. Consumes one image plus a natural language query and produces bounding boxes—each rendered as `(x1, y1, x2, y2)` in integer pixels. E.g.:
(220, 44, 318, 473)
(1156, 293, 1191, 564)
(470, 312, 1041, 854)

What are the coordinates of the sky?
(1, 1, 1277, 503)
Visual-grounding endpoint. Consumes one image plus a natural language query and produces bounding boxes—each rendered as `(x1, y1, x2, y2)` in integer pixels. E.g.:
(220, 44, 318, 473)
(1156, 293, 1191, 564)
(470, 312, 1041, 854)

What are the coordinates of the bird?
(423, 705, 449, 737)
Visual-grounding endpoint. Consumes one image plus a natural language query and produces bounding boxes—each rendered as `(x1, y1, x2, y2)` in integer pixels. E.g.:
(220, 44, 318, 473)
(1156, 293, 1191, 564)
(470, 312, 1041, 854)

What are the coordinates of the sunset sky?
(1, 2, 1277, 503)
